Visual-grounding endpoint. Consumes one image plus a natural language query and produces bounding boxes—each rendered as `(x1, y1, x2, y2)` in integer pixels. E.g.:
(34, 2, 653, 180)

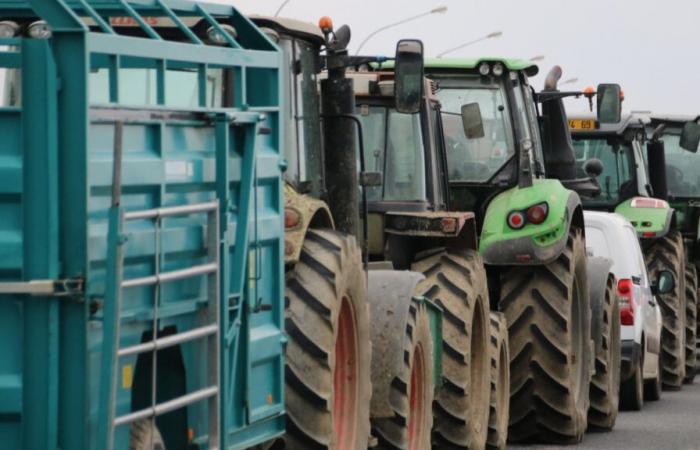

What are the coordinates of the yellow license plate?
(569, 119, 597, 130)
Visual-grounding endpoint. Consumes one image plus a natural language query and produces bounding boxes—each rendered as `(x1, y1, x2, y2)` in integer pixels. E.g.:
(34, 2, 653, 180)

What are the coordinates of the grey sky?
(224, 0, 700, 115)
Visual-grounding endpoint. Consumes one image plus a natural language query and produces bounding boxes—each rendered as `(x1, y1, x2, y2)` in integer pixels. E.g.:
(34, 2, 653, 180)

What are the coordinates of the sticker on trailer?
(165, 160, 193, 180)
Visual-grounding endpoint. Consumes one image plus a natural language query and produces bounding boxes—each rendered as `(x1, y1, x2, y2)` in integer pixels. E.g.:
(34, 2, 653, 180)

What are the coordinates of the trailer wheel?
(684, 265, 697, 384)
(500, 228, 591, 444)
(645, 231, 686, 389)
(486, 312, 509, 450)
(373, 298, 434, 450)
(284, 229, 371, 450)
(411, 248, 490, 449)
(129, 419, 165, 450)
(587, 275, 620, 430)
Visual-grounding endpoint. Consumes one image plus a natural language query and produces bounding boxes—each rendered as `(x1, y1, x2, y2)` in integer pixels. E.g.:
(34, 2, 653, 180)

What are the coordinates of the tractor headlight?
(0, 20, 19, 38)
(28, 20, 51, 39)
(206, 24, 237, 46)
(478, 62, 490, 76)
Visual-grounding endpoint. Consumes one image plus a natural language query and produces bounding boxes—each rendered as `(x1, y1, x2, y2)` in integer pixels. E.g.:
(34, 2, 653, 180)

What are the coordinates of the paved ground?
(510, 381, 700, 450)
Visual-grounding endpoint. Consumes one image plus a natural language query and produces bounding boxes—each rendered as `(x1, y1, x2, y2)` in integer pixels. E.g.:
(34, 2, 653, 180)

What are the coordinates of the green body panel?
(422, 297, 443, 388)
(479, 179, 577, 264)
(614, 198, 673, 238)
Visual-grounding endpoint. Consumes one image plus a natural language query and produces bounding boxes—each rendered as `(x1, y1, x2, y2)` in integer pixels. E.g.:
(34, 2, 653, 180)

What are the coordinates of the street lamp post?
(530, 55, 545, 62)
(274, 0, 291, 17)
(561, 77, 579, 86)
(436, 31, 503, 58)
(354, 6, 448, 55)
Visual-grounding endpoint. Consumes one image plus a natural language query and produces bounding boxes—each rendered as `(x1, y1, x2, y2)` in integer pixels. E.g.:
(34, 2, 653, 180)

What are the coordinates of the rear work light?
(618, 278, 635, 325)
(630, 197, 668, 209)
(507, 202, 549, 230)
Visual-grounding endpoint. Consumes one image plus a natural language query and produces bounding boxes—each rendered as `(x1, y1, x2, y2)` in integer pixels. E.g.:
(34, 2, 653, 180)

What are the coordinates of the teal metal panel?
(0, 0, 285, 448)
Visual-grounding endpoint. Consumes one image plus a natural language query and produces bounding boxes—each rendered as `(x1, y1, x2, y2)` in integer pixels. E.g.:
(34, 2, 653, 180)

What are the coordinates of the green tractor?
(569, 111, 696, 388)
(418, 60, 622, 443)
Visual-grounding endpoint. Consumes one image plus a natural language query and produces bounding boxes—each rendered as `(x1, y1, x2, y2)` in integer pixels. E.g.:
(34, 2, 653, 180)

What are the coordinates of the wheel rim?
(572, 276, 587, 409)
(408, 344, 427, 450)
(334, 296, 359, 450)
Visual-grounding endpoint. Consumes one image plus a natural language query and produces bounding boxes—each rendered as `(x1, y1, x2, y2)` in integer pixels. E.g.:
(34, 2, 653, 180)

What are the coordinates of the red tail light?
(526, 203, 549, 225)
(618, 278, 635, 325)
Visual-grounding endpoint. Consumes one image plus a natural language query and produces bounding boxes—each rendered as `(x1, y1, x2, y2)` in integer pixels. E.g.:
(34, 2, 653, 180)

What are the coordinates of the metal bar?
(116, 0, 162, 40)
(114, 386, 218, 426)
(154, 0, 203, 45)
(122, 262, 217, 288)
(111, 121, 123, 207)
(124, 201, 218, 220)
(118, 324, 218, 357)
(0, 280, 60, 296)
(206, 206, 221, 449)
(76, 0, 115, 34)
(194, 3, 241, 49)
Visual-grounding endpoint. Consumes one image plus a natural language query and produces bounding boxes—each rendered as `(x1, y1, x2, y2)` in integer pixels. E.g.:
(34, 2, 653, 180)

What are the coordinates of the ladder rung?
(118, 324, 218, 357)
(124, 201, 218, 221)
(114, 386, 218, 427)
(122, 262, 217, 288)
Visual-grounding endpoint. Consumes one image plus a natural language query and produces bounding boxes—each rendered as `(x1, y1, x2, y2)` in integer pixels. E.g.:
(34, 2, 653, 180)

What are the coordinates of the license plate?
(569, 119, 597, 130)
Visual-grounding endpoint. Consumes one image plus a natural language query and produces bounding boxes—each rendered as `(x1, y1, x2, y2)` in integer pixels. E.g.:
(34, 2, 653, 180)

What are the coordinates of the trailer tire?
(373, 298, 434, 450)
(129, 419, 165, 450)
(284, 229, 371, 450)
(486, 312, 509, 450)
(684, 265, 697, 384)
(411, 248, 490, 449)
(500, 228, 591, 444)
(645, 231, 686, 390)
(587, 275, 620, 430)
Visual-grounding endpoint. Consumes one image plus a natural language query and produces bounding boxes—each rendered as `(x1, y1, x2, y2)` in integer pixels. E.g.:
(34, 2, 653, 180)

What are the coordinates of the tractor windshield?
(434, 78, 515, 183)
(357, 105, 426, 202)
(572, 137, 637, 205)
(663, 134, 700, 198)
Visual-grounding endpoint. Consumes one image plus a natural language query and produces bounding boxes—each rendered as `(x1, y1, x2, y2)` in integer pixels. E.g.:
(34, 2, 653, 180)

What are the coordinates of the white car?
(584, 211, 671, 409)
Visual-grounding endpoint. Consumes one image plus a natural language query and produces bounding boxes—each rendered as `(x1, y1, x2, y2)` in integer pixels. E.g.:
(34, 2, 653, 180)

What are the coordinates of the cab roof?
(378, 57, 538, 76)
(250, 15, 324, 45)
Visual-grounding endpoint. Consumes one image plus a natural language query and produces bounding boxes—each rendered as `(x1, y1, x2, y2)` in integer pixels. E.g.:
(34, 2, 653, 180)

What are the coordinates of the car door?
(627, 227, 660, 352)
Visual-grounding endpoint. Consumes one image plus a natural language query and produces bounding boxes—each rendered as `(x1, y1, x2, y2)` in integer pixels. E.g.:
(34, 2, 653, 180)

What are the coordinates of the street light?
(354, 6, 448, 55)
(561, 77, 579, 85)
(530, 55, 545, 62)
(436, 31, 503, 58)
(274, 0, 291, 17)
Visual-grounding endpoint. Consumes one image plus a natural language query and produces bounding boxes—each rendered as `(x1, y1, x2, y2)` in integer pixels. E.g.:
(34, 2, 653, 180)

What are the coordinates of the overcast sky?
(223, 0, 700, 115)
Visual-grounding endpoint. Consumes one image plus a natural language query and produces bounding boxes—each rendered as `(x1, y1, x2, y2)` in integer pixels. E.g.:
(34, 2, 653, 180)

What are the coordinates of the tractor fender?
(587, 256, 615, 354)
(480, 179, 582, 266)
(614, 198, 675, 239)
(284, 184, 334, 264)
(367, 270, 425, 418)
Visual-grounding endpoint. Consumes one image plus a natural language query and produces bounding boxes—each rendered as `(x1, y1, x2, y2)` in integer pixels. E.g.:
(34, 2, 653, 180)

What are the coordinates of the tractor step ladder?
(98, 121, 221, 450)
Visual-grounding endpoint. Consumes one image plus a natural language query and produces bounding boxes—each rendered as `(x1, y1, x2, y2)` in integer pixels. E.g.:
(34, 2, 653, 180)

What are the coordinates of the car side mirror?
(461, 103, 485, 139)
(652, 270, 675, 295)
(394, 39, 424, 114)
(596, 83, 622, 124)
(680, 121, 700, 153)
(583, 158, 604, 178)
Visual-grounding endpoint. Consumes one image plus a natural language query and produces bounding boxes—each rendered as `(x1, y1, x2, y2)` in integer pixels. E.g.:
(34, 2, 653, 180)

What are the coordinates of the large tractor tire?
(500, 228, 591, 444)
(587, 274, 620, 430)
(486, 312, 510, 450)
(411, 248, 490, 449)
(645, 231, 686, 390)
(684, 265, 697, 384)
(373, 298, 434, 450)
(284, 229, 371, 450)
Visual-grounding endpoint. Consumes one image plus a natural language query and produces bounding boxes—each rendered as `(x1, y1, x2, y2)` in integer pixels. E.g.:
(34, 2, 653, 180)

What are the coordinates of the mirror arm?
(535, 91, 587, 103)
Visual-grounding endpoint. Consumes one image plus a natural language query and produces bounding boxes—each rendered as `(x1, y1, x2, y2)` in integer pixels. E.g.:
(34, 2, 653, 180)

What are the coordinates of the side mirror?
(653, 270, 675, 295)
(583, 158, 604, 178)
(394, 39, 424, 114)
(596, 83, 622, 124)
(680, 121, 700, 153)
(461, 103, 485, 139)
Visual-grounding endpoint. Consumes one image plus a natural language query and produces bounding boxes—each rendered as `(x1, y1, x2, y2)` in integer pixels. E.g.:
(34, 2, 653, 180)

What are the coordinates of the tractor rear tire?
(284, 229, 371, 450)
(373, 298, 434, 450)
(645, 231, 686, 390)
(587, 275, 621, 430)
(486, 312, 510, 450)
(684, 265, 697, 384)
(129, 419, 165, 450)
(500, 228, 591, 444)
(411, 248, 490, 449)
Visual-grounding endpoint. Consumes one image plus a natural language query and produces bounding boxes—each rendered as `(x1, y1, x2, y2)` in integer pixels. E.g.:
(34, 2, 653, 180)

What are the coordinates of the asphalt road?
(510, 381, 700, 450)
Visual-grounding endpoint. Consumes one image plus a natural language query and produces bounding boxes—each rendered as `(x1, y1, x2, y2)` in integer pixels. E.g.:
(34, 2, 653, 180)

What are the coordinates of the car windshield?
(435, 79, 515, 183)
(573, 137, 635, 205)
(663, 134, 700, 198)
(357, 105, 426, 202)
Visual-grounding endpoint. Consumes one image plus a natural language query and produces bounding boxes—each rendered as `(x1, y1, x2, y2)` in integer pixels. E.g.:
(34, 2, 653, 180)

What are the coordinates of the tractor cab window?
(663, 133, 700, 198)
(435, 77, 515, 183)
(357, 105, 426, 202)
(572, 137, 635, 205)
